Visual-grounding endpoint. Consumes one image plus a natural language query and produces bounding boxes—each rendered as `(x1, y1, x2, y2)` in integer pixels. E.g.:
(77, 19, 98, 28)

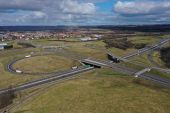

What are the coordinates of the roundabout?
(7, 53, 81, 75)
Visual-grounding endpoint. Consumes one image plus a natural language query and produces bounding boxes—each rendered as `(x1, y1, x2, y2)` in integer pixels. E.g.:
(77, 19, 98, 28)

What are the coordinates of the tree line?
(103, 37, 146, 50)
(160, 47, 170, 67)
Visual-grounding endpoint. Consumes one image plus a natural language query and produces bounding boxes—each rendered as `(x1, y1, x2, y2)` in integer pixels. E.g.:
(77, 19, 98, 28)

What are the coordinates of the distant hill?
(0, 24, 170, 32)
(82, 24, 170, 32)
(0, 26, 68, 32)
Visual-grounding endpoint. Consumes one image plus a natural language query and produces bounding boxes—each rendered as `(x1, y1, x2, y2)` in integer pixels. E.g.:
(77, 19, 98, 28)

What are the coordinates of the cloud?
(59, 0, 96, 14)
(114, 0, 170, 15)
(0, 0, 98, 25)
(0, 0, 170, 25)
(0, 0, 96, 14)
(0, 0, 43, 11)
(112, 0, 170, 24)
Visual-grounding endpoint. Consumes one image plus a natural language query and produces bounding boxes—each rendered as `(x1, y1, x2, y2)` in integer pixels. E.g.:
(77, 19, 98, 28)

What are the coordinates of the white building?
(0, 34, 4, 41)
(94, 34, 103, 38)
(80, 37, 98, 42)
(0, 43, 7, 50)
(80, 37, 91, 41)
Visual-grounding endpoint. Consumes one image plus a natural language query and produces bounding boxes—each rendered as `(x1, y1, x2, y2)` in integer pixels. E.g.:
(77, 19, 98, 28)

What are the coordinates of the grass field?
(152, 51, 164, 66)
(66, 41, 108, 59)
(128, 36, 162, 45)
(35, 40, 108, 59)
(13, 68, 170, 113)
(13, 55, 79, 73)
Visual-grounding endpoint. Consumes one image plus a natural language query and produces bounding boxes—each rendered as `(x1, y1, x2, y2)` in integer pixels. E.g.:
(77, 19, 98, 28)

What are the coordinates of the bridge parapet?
(134, 68, 151, 77)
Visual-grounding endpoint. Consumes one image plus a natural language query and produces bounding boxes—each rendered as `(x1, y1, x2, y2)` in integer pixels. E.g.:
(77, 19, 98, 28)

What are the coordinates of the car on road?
(25, 55, 31, 58)
(72, 66, 78, 70)
(16, 70, 22, 73)
(135, 75, 139, 78)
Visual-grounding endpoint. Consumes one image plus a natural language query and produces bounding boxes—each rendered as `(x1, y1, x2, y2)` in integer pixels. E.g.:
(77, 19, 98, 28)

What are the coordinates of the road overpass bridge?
(81, 58, 109, 68)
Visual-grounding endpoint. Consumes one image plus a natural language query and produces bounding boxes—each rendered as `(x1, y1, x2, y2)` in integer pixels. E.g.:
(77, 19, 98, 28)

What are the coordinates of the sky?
(0, 0, 170, 26)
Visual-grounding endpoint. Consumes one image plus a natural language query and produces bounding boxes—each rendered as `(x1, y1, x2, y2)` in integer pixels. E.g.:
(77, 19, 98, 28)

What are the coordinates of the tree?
(0, 86, 16, 109)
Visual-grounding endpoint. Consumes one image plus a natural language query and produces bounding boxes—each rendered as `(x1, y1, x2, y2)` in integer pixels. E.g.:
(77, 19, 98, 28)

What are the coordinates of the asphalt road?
(83, 58, 170, 87)
(43, 46, 170, 87)
(7, 53, 72, 75)
(147, 50, 161, 67)
(147, 50, 170, 74)
(0, 66, 94, 94)
(123, 38, 170, 59)
(152, 67, 170, 74)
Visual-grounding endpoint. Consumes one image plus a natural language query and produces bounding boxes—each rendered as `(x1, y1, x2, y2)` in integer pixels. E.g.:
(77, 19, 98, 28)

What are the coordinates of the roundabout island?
(7, 53, 81, 75)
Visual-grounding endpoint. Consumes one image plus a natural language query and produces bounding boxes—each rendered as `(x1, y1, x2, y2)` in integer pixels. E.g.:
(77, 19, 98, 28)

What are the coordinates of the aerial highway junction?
(0, 38, 170, 96)
(0, 37, 170, 113)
